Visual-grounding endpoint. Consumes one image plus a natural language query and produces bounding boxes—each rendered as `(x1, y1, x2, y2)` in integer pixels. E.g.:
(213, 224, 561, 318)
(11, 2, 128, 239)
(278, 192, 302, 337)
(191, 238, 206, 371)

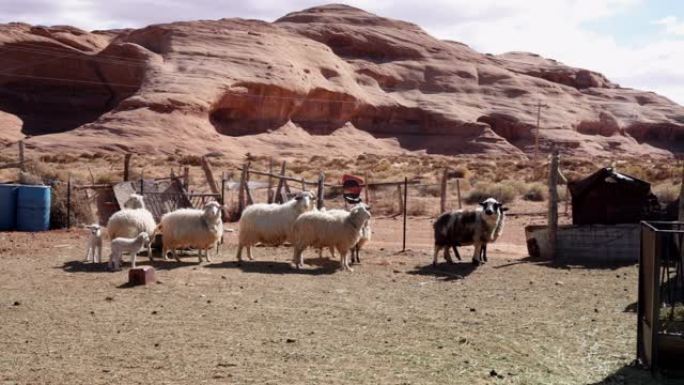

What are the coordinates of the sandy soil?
(0, 210, 659, 385)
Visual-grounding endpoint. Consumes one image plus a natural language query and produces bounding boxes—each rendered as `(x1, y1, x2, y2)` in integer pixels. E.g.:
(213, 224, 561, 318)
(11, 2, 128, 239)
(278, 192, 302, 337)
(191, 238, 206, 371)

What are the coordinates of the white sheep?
(108, 232, 150, 271)
(235, 191, 315, 262)
(316, 207, 371, 264)
(157, 201, 223, 263)
(432, 197, 508, 266)
(106, 203, 156, 258)
(83, 224, 103, 263)
(123, 194, 145, 209)
(291, 204, 371, 272)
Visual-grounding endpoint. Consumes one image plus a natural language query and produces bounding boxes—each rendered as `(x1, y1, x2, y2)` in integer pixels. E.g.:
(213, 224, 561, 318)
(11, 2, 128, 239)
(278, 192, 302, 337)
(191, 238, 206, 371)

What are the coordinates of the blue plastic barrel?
(16, 185, 51, 232)
(0, 184, 19, 231)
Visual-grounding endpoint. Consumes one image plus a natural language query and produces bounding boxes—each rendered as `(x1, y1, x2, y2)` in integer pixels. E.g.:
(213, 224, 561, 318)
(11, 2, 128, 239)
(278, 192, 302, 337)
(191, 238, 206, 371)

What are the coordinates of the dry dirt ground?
(0, 209, 668, 385)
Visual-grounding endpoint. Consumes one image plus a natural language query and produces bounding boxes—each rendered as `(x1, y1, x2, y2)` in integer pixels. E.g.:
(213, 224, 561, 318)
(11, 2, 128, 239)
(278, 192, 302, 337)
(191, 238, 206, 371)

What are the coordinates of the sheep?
(106, 201, 156, 258)
(157, 201, 223, 263)
(235, 191, 315, 262)
(108, 232, 150, 271)
(123, 193, 145, 209)
(83, 224, 103, 263)
(433, 197, 508, 267)
(316, 207, 371, 264)
(291, 204, 371, 272)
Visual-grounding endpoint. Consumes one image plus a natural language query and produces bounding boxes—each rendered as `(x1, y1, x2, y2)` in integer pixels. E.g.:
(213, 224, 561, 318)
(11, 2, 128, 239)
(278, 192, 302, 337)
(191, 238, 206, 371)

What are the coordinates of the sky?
(1, 0, 683, 105)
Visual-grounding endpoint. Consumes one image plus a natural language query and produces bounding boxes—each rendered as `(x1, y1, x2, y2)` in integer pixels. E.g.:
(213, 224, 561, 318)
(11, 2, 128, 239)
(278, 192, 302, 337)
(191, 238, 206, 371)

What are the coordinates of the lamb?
(108, 232, 150, 271)
(433, 197, 508, 266)
(83, 224, 103, 263)
(106, 199, 156, 258)
(235, 191, 315, 262)
(157, 201, 223, 263)
(316, 207, 371, 264)
(123, 194, 145, 209)
(291, 204, 371, 272)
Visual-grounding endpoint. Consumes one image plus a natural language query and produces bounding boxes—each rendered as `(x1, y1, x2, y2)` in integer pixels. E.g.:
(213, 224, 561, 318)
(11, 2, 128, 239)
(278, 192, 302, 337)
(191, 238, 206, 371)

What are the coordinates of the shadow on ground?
(494, 255, 636, 271)
(407, 262, 478, 281)
(61, 260, 109, 273)
(586, 364, 678, 384)
(205, 259, 338, 275)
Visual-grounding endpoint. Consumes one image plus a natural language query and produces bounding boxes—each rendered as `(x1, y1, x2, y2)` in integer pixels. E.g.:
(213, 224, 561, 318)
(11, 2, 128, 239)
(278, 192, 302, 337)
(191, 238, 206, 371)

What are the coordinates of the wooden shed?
(568, 168, 655, 225)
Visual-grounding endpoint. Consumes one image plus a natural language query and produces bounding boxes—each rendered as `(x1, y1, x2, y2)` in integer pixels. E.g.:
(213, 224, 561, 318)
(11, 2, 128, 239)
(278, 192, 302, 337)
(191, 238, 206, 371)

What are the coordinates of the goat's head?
(479, 197, 508, 217)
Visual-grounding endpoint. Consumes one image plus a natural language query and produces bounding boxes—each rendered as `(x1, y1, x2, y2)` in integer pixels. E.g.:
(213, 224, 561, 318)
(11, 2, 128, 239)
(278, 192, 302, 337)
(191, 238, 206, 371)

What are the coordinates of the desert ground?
(0, 204, 666, 385)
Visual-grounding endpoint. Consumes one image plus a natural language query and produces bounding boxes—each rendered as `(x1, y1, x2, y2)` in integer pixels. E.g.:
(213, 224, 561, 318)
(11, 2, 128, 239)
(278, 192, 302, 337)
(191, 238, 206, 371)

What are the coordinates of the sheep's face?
(139, 232, 150, 244)
(124, 194, 145, 209)
(351, 205, 371, 223)
(87, 224, 101, 236)
(479, 198, 508, 217)
(204, 201, 222, 219)
(293, 192, 315, 211)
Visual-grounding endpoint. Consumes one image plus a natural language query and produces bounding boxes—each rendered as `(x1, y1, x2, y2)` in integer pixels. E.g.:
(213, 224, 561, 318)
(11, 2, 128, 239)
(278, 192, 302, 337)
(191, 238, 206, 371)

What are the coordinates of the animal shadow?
(61, 260, 109, 273)
(205, 260, 338, 275)
(408, 262, 478, 281)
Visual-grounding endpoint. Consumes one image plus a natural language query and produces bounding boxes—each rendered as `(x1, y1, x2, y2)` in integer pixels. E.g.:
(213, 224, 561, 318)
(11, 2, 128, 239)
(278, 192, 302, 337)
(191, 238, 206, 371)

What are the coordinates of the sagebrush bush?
(523, 183, 547, 201)
(465, 182, 516, 204)
(653, 183, 681, 203)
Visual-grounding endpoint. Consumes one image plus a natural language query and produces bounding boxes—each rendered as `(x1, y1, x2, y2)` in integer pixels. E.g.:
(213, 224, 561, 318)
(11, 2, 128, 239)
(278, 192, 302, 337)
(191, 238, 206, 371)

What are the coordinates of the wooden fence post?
(267, 158, 274, 203)
(18, 140, 25, 171)
(456, 179, 462, 209)
(201, 156, 220, 195)
(397, 184, 404, 215)
(183, 166, 190, 190)
(123, 153, 131, 181)
(238, 163, 247, 215)
(679, 161, 684, 221)
(140, 171, 144, 195)
(317, 172, 325, 210)
(275, 161, 287, 204)
(364, 172, 370, 204)
(548, 148, 559, 259)
(300, 178, 306, 192)
(440, 168, 448, 213)
(220, 171, 226, 206)
(66, 173, 72, 230)
(402, 177, 408, 252)
(244, 163, 253, 206)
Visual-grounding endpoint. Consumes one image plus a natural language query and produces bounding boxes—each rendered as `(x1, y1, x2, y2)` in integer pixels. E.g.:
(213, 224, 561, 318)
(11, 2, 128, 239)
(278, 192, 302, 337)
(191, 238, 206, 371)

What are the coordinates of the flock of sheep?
(83, 190, 507, 272)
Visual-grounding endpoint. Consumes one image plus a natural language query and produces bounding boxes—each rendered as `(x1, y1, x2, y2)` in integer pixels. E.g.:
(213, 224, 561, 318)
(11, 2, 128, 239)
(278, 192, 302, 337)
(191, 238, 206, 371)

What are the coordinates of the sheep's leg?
(132, 252, 137, 269)
(173, 248, 181, 263)
(339, 248, 353, 272)
(206, 246, 213, 263)
(293, 246, 304, 269)
(443, 247, 455, 264)
(433, 245, 443, 267)
(451, 246, 462, 261)
(246, 246, 253, 261)
(472, 243, 482, 266)
(329, 247, 336, 259)
(84, 247, 91, 262)
(96, 246, 102, 264)
(236, 243, 243, 262)
(481, 243, 488, 263)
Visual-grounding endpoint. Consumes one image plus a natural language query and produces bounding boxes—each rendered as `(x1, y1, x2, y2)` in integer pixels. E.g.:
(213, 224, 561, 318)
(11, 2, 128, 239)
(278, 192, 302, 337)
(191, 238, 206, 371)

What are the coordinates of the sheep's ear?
(501, 206, 509, 212)
(479, 201, 487, 207)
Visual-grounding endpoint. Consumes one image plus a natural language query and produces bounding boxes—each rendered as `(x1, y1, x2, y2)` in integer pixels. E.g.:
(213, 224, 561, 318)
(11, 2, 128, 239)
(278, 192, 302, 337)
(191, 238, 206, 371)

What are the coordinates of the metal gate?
(638, 221, 684, 373)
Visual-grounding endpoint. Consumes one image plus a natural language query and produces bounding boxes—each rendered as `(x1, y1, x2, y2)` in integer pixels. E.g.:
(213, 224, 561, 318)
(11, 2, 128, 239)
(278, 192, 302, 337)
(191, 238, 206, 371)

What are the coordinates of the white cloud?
(654, 15, 684, 36)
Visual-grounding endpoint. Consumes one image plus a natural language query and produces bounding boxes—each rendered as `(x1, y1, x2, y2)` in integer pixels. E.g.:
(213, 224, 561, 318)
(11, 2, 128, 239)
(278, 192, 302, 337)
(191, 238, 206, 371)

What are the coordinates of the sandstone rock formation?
(0, 4, 682, 159)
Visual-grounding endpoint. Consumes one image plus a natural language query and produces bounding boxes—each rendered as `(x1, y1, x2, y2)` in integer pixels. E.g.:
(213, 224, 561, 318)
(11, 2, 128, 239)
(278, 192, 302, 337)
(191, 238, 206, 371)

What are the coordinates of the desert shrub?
(95, 173, 115, 184)
(523, 183, 547, 201)
(50, 184, 93, 229)
(179, 154, 203, 166)
(653, 183, 681, 204)
(465, 182, 516, 204)
(448, 165, 468, 179)
(407, 199, 430, 216)
(418, 184, 441, 197)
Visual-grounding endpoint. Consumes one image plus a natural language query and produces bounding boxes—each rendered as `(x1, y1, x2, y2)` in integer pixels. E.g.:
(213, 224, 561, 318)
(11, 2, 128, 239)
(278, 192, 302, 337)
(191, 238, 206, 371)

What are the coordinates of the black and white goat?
(432, 197, 508, 266)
